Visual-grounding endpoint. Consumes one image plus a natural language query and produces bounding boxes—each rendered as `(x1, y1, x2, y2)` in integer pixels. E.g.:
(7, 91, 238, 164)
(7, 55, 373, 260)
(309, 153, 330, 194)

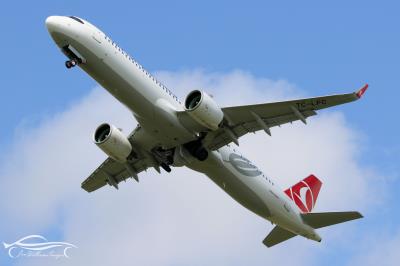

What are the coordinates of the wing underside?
(202, 85, 367, 150)
(81, 125, 154, 192)
(206, 109, 317, 150)
(81, 157, 149, 192)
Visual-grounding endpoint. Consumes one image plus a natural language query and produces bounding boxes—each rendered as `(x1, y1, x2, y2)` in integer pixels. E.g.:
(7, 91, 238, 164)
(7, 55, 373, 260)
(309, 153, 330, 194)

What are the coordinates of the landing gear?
(62, 45, 84, 69)
(65, 59, 78, 69)
(160, 163, 172, 173)
(151, 147, 174, 173)
(194, 147, 208, 161)
(183, 139, 209, 161)
(65, 61, 72, 68)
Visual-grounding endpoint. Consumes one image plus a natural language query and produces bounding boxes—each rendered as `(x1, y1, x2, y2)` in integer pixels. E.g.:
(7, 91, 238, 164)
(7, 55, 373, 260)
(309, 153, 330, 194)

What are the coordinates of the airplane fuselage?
(46, 16, 321, 242)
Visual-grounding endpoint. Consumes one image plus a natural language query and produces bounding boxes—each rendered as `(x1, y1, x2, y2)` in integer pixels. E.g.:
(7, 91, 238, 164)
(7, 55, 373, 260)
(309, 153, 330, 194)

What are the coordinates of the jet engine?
(93, 123, 132, 162)
(184, 90, 224, 131)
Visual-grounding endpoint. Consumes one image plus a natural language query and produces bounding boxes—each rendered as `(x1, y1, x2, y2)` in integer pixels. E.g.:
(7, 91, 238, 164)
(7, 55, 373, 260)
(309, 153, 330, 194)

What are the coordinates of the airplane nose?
(45, 16, 62, 33)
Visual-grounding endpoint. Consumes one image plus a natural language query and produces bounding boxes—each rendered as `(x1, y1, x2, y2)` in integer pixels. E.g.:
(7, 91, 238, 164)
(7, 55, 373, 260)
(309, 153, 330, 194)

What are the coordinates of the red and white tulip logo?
(284, 175, 322, 213)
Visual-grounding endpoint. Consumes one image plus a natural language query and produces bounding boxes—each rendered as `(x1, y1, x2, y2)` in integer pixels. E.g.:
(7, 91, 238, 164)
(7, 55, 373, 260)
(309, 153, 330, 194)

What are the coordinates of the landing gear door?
(62, 45, 87, 64)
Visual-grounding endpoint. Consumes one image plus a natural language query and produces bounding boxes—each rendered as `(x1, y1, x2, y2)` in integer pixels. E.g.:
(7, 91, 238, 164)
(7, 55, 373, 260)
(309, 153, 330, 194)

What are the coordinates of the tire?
(65, 61, 72, 68)
(195, 148, 208, 161)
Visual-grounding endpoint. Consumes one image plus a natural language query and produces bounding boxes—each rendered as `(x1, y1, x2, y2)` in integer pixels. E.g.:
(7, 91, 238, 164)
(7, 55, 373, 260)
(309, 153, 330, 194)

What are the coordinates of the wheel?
(183, 139, 209, 161)
(65, 61, 72, 68)
(195, 148, 208, 161)
(71, 59, 77, 66)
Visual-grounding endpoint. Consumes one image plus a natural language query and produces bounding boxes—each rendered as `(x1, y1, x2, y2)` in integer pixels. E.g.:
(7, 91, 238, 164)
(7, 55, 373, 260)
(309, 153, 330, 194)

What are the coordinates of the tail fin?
(284, 174, 322, 213)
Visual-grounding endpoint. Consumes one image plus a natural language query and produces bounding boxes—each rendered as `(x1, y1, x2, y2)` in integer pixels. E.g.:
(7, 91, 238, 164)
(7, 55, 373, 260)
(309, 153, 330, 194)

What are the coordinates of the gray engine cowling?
(93, 123, 132, 162)
(184, 90, 224, 131)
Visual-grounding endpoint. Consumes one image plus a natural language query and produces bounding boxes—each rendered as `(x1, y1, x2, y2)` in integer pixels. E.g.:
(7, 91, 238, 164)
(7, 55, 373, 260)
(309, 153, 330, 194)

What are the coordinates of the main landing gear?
(160, 162, 172, 173)
(65, 59, 79, 69)
(183, 139, 209, 161)
(151, 147, 174, 173)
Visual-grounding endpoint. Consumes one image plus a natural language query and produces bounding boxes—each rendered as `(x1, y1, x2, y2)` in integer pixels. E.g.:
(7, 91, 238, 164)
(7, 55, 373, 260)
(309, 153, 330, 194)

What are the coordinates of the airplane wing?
(81, 156, 149, 192)
(204, 84, 368, 150)
(81, 126, 156, 192)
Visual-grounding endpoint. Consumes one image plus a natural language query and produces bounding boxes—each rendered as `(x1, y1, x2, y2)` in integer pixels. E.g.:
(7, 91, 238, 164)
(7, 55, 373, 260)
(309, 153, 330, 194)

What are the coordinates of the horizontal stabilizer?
(263, 226, 297, 247)
(301, 211, 363, 229)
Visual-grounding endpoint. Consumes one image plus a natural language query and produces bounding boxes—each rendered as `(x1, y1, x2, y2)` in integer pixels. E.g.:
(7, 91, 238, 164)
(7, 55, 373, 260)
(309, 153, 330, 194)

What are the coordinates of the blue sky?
(1, 0, 399, 156)
(0, 0, 399, 265)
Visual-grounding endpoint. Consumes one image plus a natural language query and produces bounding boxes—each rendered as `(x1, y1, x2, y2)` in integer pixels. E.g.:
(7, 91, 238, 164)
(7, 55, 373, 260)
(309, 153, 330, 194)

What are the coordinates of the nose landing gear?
(62, 45, 85, 69)
(65, 59, 79, 69)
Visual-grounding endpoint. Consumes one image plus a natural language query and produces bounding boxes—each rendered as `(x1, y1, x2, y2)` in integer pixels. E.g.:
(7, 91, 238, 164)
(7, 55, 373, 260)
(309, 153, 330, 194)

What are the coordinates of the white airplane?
(46, 15, 367, 247)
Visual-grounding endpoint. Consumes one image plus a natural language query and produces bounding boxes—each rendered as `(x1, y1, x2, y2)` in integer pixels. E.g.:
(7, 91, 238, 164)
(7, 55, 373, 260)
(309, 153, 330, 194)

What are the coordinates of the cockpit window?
(68, 16, 84, 24)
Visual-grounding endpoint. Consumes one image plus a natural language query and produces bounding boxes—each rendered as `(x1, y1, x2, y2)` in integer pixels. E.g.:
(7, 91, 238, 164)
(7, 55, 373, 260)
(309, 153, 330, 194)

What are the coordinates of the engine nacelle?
(93, 123, 132, 163)
(184, 90, 223, 131)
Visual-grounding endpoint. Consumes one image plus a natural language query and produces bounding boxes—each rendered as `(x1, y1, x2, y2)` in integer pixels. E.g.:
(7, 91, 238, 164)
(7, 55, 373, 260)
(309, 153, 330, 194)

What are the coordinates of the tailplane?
(301, 211, 363, 229)
(263, 175, 363, 248)
(284, 174, 322, 213)
(263, 226, 296, 247)
(262, 211, 363, 247)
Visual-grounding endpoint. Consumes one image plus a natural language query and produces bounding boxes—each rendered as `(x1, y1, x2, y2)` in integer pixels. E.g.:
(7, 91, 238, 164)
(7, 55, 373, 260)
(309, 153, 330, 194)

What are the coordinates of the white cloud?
(0, 70, 385, 265)
(349, 229, 400, 266)
(156, 69, 304, 105)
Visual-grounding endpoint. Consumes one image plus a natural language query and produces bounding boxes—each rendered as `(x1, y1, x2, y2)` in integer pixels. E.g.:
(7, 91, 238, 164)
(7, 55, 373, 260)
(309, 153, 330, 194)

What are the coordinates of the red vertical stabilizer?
(284, 175, 322, 213)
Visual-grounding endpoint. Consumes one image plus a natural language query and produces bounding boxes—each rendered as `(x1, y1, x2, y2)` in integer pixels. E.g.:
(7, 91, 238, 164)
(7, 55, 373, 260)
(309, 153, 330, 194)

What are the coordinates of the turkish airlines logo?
(284, 175, 322, 213)
(228, 153, 262, 177)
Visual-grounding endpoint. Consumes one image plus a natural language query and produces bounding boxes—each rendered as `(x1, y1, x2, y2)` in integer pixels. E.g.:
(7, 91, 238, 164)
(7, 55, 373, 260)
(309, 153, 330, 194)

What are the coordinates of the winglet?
(356, 84, 368, 99)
